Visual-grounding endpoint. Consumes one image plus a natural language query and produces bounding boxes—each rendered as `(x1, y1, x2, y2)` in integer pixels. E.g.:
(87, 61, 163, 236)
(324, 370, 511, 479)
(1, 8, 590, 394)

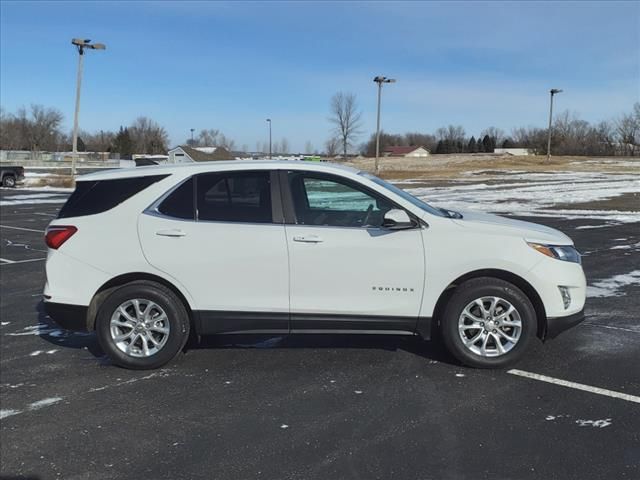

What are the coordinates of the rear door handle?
(156, 229, 187, 238)
(293, 235, 323, 243)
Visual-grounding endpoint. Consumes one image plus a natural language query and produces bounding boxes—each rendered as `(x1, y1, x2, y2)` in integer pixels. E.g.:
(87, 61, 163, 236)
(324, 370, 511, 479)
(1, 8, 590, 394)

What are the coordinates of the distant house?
(494, 148, 532, 156)
(383, 146, 430, 158)
(167, 145, 233, 163)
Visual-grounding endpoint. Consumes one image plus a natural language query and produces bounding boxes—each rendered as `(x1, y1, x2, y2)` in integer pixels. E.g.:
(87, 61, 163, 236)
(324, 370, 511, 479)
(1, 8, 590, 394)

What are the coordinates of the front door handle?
(293, 235, 323, 243)
(156, 229, 187, 238)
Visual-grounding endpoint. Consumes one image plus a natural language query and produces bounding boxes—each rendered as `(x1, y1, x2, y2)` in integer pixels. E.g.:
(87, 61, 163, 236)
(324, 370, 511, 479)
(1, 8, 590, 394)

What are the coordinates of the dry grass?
(344, 154, 640, 181)
(27, 176, 75, 188)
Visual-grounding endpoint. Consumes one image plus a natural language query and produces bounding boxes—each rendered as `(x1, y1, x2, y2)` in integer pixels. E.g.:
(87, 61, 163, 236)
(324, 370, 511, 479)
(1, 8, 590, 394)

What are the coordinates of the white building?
(167, 145, 233, 163)
(494, 148, 532, 156)
(383, 146, 430, 158)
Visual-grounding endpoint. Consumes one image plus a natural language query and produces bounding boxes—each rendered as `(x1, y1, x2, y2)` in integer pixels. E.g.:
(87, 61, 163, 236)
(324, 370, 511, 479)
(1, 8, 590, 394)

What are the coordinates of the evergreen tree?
(114, 126, 133, 157)
(435, 140, 444, 154)
(77, 136, 86, 152)
(482, 134, 493, 153)
(502, 138, 514, 148)
(467, 136, 477, 153)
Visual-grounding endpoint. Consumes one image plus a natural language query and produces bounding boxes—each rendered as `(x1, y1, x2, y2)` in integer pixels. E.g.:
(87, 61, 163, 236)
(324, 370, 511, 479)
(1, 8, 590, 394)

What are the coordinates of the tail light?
(45, 226, 77, 249)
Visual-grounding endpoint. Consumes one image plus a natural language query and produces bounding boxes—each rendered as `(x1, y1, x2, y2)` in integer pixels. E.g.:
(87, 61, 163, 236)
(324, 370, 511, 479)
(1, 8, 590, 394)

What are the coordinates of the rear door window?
(58, 175, 168, 219)
(196, 171, 272, 223)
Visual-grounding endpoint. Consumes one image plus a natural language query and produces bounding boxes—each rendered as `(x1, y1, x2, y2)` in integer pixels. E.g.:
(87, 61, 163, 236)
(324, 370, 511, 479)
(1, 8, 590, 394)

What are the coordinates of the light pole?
(266, 118, 272, 158)
(190, 128, 195, 144)
(373, 76, 396, 174)
(71, 38, 105, 177)
(546, 88, 562, 162)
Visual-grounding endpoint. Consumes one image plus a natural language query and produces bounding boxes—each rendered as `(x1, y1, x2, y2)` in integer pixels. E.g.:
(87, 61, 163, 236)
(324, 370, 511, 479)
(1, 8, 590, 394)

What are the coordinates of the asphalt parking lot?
(1, 188, 639, 480)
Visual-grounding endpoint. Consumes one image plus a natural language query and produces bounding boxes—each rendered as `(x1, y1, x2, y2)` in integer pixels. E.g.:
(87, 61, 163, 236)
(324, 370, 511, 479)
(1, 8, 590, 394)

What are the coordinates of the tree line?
(2, 100, 638, 157)
(0, 105, 171, 155)
(329, 94, 640, 157)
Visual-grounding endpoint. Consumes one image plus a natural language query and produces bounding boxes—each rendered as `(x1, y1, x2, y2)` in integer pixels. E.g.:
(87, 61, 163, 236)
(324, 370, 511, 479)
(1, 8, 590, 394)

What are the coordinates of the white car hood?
(451, 210, 573, 245)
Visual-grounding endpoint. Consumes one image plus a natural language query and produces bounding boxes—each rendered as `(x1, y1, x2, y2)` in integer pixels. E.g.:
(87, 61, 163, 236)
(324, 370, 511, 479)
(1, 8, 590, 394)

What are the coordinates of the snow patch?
(404, 171, 640, 223)
(0, 409, 21, 420)
(575, 418, 612, 428)
(28, 397, 63, 410)
(587, 270, 640, 298)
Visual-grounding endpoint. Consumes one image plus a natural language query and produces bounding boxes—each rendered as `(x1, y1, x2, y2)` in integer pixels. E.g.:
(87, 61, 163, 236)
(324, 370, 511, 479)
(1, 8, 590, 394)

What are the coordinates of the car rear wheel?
(96, 281, 190, 369)
(2, 175, 16, 187)
(440, 277, 537, 368)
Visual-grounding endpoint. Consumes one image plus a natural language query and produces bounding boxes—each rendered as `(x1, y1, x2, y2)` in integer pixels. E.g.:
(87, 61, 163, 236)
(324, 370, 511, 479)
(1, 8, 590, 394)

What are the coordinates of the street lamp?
(71, 38, 106, 177)
(546, 88, 563, 162)
(373, 76, 396, 174)
(266, 118, 272, 158)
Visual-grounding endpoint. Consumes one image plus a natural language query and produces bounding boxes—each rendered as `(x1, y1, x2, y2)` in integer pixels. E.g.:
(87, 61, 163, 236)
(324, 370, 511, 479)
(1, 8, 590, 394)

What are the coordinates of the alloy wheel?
(110, 299, 170, 358)
(458, 296, 522, 357)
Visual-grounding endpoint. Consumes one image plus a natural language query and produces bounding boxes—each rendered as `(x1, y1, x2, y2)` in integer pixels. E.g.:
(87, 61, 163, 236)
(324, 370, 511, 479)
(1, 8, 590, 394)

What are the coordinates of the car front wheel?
(2, 175, 16, 187)
(440, 277, 537, 368)
(96, 281, 190, 369)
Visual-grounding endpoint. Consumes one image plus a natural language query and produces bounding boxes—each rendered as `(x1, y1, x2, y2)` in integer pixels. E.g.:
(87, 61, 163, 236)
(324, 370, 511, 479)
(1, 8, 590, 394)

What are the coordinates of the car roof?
(78, 160, 361, 181)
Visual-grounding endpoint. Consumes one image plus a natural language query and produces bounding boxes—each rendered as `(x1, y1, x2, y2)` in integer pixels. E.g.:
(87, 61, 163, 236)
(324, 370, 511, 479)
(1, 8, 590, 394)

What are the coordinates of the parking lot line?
(508, 369, 640, 404)
(0, 258, 45, 265)
(0, 224, 45, 233)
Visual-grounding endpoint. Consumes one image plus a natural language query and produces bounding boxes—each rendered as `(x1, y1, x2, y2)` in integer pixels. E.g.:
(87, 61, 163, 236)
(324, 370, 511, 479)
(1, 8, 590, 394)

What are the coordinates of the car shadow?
(35, 301, 105, 360)
(196, 332, 455, 365)
(36, 299, 455, 366)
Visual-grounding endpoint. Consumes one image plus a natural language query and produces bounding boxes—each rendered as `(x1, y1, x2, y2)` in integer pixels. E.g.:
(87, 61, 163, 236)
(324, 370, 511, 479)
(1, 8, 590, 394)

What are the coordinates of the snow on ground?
(0, 192, 69, 206)
(399, 171, 640, 223)
(586, 270, 640, 298)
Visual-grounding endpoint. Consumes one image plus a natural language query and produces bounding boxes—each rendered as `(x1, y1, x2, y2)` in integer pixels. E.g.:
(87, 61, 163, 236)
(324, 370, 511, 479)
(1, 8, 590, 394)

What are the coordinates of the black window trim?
(281, 170, 421, 230)
(59, 174, 170, 219)
(145, 170, 285, 225)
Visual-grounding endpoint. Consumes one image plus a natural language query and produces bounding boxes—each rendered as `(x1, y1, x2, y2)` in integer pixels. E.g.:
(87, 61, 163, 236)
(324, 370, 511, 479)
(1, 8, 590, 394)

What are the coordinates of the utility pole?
(266, 118, 272, 158)
(71, 38, 105, 177)
(546, 88, 563, 162)
(373, 76, 396, 174)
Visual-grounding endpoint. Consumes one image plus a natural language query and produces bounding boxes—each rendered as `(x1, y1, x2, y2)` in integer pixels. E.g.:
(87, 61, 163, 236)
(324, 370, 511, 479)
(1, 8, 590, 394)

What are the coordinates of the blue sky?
(1, 1, 638, 152)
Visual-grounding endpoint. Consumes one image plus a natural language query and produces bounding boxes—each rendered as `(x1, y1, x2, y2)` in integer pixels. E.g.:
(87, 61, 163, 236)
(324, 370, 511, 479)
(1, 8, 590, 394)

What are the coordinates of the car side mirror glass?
(382, 209, 414, 230)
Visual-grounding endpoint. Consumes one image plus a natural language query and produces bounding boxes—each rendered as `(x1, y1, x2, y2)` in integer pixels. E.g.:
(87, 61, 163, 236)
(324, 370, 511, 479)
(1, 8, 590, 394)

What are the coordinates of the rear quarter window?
(58, 174, 168, 219)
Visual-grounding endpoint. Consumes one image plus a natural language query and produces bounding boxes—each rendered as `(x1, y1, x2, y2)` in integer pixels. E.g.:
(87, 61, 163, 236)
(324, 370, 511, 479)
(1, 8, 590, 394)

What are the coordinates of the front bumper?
(44, 301, 90, 331)
(545, 308, 585, 339)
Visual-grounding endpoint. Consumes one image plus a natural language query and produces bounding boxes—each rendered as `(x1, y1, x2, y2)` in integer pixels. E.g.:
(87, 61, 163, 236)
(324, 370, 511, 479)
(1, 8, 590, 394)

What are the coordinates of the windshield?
(359, 172, 447, 217)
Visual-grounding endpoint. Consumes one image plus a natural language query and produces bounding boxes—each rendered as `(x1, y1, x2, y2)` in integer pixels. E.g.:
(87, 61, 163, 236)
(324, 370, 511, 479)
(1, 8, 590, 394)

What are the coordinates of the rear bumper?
(44, 301, 89, 331)
(545, 308, 585, 339)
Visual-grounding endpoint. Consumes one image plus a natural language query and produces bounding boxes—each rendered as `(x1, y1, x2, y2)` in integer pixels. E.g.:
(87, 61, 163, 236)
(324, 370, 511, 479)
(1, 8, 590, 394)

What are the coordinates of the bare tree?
(481, 126, 505, 146)
(615, 104, 640, 156)
(28, 105, 64, 151)
(330, 92, 363, 158)
(129, 116, 169, 154)
(280, 138, 289, 154)
(197, 129, 220, 147)
(304, 141, 314, 154)
(324, 137, 340, 157)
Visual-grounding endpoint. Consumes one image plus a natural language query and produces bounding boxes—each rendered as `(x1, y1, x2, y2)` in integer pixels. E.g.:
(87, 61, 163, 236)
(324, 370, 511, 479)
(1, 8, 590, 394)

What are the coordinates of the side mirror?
(382, 209, 415, 230)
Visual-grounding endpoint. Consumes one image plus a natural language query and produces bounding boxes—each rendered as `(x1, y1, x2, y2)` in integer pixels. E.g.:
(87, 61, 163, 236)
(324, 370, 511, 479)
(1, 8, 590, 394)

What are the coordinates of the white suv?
(44, 161, 586, 369)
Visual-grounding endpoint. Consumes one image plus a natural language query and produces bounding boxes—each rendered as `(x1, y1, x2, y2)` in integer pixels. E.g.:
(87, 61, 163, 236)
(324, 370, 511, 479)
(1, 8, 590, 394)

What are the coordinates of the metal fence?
(0, 150, 120, 167)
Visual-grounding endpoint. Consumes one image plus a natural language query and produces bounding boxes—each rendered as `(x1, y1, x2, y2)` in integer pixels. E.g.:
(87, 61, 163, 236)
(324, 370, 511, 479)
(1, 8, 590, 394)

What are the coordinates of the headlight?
(527, 242, 581, 264)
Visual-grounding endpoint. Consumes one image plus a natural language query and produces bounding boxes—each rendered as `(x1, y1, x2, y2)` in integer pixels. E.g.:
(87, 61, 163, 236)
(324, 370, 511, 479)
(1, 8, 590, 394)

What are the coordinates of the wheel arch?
(87, 272, 195, 331)
(432, 269, 548, 339)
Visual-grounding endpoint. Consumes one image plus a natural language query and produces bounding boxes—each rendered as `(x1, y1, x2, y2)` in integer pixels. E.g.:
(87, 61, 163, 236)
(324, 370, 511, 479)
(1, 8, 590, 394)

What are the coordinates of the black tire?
(96, 281, 190, 369)
(2, 175, 16, 188)
(440, 277, 537, 369)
